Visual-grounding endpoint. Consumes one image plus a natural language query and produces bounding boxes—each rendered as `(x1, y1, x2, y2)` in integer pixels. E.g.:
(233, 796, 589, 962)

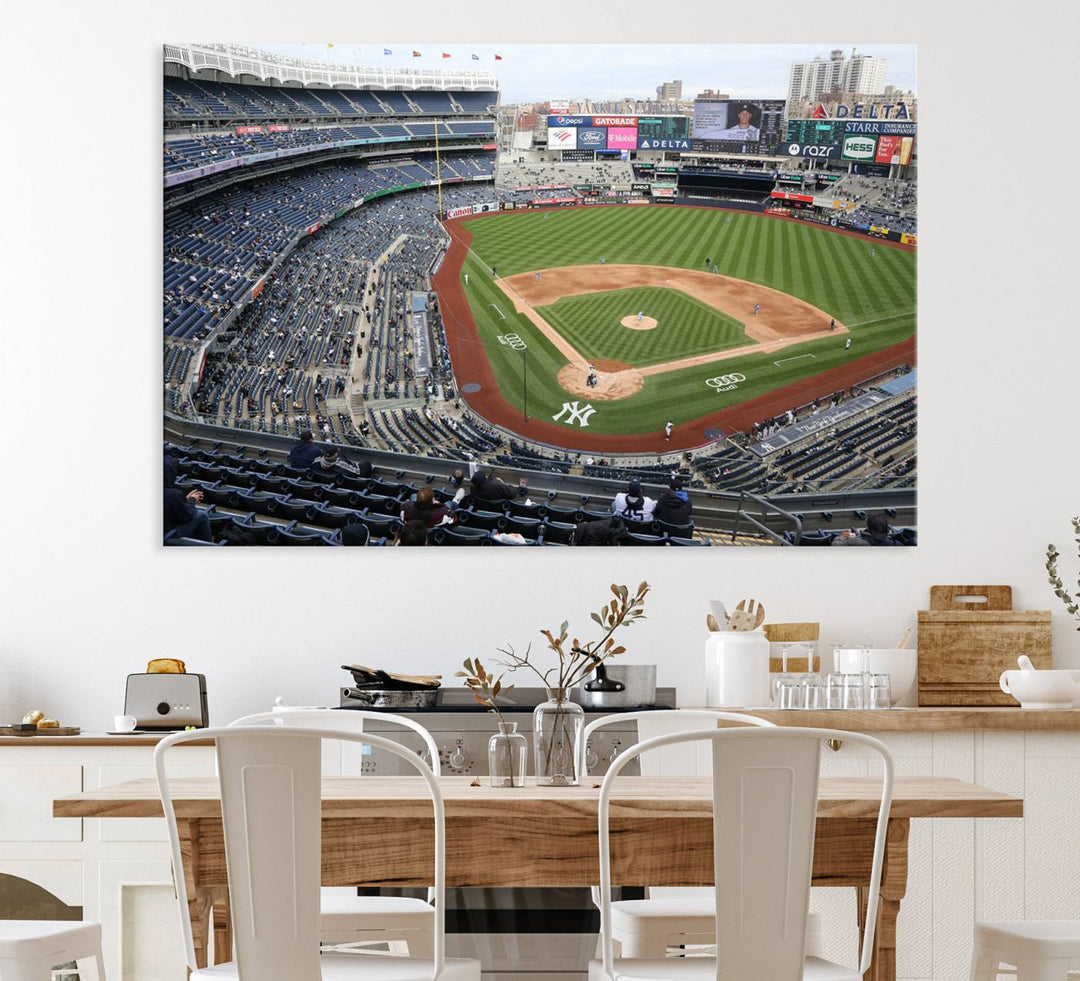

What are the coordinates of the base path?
(432, 211, 914, 454)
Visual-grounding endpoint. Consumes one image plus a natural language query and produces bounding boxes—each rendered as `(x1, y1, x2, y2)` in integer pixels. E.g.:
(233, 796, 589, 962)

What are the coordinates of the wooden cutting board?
(917, 585, 1052, 705)
(0, 726, 81, 737)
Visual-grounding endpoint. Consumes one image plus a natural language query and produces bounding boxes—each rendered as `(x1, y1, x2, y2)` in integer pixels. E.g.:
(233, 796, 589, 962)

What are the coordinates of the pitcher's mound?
(558, 360, 644, 401)
(621, 315, 658, 330)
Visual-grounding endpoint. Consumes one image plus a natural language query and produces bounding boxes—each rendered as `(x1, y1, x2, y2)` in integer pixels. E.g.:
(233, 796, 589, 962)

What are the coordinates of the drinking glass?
(841, 673, 866, 709)
(775, 676, 803, 709)
(773, 644, 798, 705)
(800, 673, 825, 709)
(825, 673, 846, 710)
(868, 674, 893, 709)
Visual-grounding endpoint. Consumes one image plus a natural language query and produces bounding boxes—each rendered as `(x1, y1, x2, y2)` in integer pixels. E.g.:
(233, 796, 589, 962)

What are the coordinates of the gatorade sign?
(841, 135, 878, 161)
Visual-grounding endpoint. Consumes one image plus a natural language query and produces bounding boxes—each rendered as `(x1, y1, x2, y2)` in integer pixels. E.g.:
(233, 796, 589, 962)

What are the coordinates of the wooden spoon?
(729, 599, 766, 631)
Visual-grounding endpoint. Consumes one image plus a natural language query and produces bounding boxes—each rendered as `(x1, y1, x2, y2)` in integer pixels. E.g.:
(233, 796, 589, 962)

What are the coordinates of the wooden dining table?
(54, 775, 1022, 981)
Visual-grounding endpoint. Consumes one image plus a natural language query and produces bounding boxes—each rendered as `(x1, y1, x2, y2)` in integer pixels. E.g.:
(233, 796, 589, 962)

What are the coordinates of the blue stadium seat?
(539, 521, 576, 545)
(457, 509, 506, 532)
(625, 533, 668, 547)
(429, 525, 492, 546)
(657, 520, 696, 540)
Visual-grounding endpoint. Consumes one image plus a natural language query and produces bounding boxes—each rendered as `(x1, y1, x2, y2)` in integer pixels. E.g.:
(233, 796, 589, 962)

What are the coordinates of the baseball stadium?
(163, 43, 917, 547)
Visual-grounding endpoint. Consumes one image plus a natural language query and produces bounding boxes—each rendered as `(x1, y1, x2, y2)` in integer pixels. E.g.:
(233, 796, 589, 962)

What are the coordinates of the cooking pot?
(576, 664, 657, 709)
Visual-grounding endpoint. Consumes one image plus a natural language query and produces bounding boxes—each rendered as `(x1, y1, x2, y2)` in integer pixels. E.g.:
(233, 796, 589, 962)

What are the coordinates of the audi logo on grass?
(706, 373, 746, 392)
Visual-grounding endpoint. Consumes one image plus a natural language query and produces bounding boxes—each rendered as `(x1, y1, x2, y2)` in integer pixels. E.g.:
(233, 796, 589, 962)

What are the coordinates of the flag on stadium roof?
(384, 48, 392, 55)
(412, 50, 421, 57)
(442, 52, 451, 58)
(471, 53, 479, 60)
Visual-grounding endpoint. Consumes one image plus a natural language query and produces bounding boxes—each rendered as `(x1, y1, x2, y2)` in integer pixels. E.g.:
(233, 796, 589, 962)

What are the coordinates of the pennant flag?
(471, 53, 479, 60)
(383, 48, 392, 55)
(494, 54, 503, 61)
(412, 50, 421, 57)
(442, 52, 451, 59)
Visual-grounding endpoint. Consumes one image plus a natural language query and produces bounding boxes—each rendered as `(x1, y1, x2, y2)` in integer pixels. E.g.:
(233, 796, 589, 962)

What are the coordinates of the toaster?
(124, 673, 209, 730)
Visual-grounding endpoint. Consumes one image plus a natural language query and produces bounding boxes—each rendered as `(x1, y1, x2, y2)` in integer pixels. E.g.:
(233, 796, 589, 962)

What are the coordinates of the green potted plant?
(1046, 517, 1080, 630)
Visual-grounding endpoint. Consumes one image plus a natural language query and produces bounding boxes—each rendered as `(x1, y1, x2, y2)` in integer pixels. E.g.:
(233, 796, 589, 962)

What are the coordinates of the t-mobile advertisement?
(606, 127, 638, 149)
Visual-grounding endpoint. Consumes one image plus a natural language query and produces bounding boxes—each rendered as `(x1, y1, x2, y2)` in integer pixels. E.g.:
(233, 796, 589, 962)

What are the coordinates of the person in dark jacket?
(312, 446, 373, 480)
(163, 455, 212, 542)
(287, 430, 322, 469)
(402, 486, 453, 528)
(654, 475, 693, 525)
(573, 515, 628, 546)
(470, 469, 527, 503)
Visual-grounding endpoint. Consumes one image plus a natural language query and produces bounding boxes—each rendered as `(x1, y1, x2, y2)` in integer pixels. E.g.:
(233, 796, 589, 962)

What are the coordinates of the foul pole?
(435, 122, 443, 218)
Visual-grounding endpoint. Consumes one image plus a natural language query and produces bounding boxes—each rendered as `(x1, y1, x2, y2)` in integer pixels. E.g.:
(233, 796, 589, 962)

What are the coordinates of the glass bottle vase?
(533, 687, 584, 786)
(488, 721, 528, 788)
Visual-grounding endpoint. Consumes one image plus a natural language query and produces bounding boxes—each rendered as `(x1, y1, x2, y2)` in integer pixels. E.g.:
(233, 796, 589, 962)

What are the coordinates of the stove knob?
(606, 745, 621, 764)
(585, 746, 600, 770)
(447, 746, 471, 771)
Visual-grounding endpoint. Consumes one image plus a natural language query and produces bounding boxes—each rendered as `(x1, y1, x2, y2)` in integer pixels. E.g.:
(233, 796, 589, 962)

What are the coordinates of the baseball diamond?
(433, 205, 916, 450)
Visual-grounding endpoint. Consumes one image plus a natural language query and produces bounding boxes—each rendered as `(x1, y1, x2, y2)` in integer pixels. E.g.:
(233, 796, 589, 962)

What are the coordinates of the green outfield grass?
(453, 207, 916, 437)
(536, 286, 748, 368)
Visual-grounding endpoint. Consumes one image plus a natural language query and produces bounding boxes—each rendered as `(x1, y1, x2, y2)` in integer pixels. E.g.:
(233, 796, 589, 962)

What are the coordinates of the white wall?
(2, 1, 1078, 729)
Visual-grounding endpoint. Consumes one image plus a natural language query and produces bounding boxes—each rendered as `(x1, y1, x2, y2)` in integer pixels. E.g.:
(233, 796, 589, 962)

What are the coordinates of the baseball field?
(433, 205, 916, 451)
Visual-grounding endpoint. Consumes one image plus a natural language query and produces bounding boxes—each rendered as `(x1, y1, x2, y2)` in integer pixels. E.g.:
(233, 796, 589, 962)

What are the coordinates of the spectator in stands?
(612, 478, 656, 522)
(287, 430, 322, 469)
(394, 519, 429, 546)
(163, 455, 212, 542)
(654, 475, 692, 525)
(340, 523, 370, 546)
(573, 515, 628, 546)
(831, 514, 897, 547)
(470, 469, 527, 502)
(402, 486, 453, 528)
(830, 529, 870, 547)
(312, 446, 373, 479)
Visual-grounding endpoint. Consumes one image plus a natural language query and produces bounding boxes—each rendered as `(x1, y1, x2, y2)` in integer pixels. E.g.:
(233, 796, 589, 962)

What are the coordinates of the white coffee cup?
(113, 715, 138, 732)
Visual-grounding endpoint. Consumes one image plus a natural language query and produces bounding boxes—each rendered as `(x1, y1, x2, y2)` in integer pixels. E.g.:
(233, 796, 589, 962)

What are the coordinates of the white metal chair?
(589, 726, 894, 981)
(969, 921, 1080, 980)
(230, 709, 438, 955)
(580, 710, 822, 959)
(0, 921, 105, 981)
(155, 725, 480, 980)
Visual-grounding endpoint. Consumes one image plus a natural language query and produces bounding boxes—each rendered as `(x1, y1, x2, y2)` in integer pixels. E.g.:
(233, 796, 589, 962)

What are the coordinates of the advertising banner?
(651, 187, 677, 197)
(899, 136, 914, 165)
(841, 134, 878, 161)
(781, 142, 840, 159)
(771, 191, 814, 203)
(547, 115, 587, 126)
(547, 127, 577, 150)
(549, 100, 570, 114)
(267, 124, 290, 133)
(901, 233, 918, 246)
(447, 206, 472, 219)
(811, 195, 857, 211)
(875, 134, 901, 164)
(637, 137, 691, 150)
(606, 127, 638, 149)
(576, 126, 608, 150)
(844, 120, 917, 136)
(236, 125, 264, 135)
(592, 116, 637, 126)
(631, 182, 652, 192)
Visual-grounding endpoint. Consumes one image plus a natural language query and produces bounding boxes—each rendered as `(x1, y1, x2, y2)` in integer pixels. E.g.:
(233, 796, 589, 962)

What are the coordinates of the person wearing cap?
(831, 514, 898, 546)
(287, 429, 322, 469)
(712, 103, 761, 142)
(654, 474, 693, 525)
(470, 469, 527, 503)
(612, 478, 656, 522)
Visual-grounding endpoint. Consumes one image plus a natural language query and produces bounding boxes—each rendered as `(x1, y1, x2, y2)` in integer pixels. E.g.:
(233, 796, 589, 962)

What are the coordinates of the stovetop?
(337, 686, 676, 713)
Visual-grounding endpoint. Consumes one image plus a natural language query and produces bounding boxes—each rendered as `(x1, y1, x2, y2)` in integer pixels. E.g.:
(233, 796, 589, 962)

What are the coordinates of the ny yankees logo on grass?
(552, 401, 596, 427)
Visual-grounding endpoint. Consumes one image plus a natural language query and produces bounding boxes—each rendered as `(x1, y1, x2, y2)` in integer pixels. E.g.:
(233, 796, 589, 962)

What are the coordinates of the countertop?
(4, 707, 1080, 745)
(685, 706, 1080, 730)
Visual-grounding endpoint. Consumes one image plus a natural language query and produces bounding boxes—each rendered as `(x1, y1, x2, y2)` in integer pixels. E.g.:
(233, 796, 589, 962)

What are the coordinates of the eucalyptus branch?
(1046, 517, 1080, 628)
(492, 644, 552, 687)
(455, 657, 515, 723)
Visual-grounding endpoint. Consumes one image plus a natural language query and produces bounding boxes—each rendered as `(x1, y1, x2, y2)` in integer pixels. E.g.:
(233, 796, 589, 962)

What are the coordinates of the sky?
(258, 43, 917, 103)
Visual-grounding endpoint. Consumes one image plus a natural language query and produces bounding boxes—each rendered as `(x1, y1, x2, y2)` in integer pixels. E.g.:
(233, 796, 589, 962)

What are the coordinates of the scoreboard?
(637, 116, 689, 140)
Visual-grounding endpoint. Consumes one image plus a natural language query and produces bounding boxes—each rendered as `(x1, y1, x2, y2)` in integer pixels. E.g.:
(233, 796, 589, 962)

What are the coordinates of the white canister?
(704, 631, 771, 707)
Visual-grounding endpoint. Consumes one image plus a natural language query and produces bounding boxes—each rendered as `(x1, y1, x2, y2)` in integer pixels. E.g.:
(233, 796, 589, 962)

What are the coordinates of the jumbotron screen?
(691, 99, 786, 154)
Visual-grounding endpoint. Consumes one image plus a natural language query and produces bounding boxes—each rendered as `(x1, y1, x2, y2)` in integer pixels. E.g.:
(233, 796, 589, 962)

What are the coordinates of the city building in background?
(656, 80, 682, 102)
(787, 49, 887, 105)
